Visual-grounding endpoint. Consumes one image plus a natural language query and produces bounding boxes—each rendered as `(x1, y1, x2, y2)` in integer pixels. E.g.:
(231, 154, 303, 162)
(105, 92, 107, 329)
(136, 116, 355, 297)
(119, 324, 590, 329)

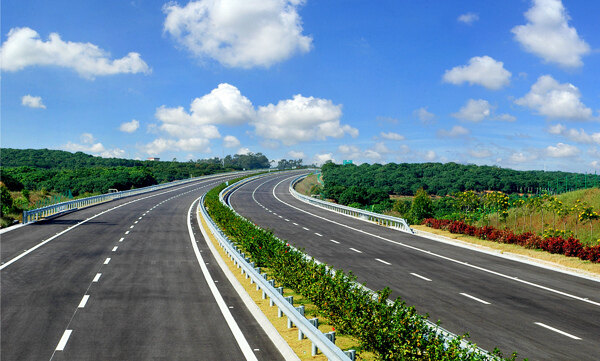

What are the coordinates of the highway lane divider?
(208, 175, 516, 360)
(288, 174, 414, 234)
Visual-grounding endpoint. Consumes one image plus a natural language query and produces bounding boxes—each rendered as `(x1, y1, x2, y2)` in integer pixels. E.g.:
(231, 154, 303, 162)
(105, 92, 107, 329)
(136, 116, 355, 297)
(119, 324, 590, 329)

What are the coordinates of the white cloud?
(548, 123, 600, 144)
(509, 152, 538, 163)
(313, 153, 335, 166)
(338, 144, 360, 155)
(373, 142, 391, 154)
(119, 119, 139, 133)
(380, 132, 405, 141)
(364, 149, 382, 161)
(546, 142, 579, 157)
(512, 0, 590, 68)
(437, 125, 470, 138)
(63, 133, 124, 158)
(413, 107, 435, 122)
(515, 75, 593, 120)
(468, 148, 492, 158)
(288, 150, 305, 159)
(190, 83, 255, 125)
(452, 99, 491, 122)
(21, 94, 46, 109)
(163, 0, 312, 68)
(223, 135, 241, 148)
(1, 27, 150, 78)
(592, 160, 599, 169)
(458, 12, 479, 25)
(424, 150, 436, 161)
(495, 113, 516, 122)
(254, 94, 356, 146)
(237, 147, 251, 155)
(443, 56, 511, 90)
(143, 137, 212, 155)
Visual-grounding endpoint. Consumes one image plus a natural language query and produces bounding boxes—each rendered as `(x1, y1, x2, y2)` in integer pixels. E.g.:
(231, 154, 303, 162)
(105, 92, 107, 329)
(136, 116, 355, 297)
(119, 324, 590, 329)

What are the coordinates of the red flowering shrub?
(422, 218, 598, 263)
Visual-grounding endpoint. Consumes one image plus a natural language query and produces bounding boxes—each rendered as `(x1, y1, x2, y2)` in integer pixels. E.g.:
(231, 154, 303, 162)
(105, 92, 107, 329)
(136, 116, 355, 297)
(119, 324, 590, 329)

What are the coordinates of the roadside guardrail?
(22, 171, 254, 224)
(216, 171, 495, 359)
(289, 174, 414, 234)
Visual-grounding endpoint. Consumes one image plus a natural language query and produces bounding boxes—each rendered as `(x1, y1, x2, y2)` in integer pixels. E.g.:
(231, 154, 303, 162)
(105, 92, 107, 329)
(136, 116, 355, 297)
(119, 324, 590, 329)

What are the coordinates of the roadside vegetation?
(205, 179, 517, 360)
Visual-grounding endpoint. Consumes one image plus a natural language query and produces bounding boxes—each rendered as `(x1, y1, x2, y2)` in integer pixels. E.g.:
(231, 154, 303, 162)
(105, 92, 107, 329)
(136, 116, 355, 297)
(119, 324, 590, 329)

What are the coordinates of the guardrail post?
(344, 349, 356, 360)
(282, 296, 293, 322)
(325, 331, 336, 344)
(296, 305, 305, 339)
(271, 285, 282, 307)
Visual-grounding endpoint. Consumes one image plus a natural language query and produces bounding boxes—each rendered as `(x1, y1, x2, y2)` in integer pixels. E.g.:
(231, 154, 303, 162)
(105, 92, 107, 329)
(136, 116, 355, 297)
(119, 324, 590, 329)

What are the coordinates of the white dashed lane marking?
(375, 258, 391, 265)
(104, 258, 111, 265)
(78, 295, 90, 308)
(349, 247, 362, 253)
(314, 233, 322, 237)
(330, 239, 340, 244)
(460, 293, 491, 305)
(118, 237, 124, 242)
(93, 273, 101, 282)
(410, 273, 432, 282)
(534, 322, 581, 340)
(302, 227, 309, 231)
(55, 330, 73, 351)
(112, 246, 118, 252)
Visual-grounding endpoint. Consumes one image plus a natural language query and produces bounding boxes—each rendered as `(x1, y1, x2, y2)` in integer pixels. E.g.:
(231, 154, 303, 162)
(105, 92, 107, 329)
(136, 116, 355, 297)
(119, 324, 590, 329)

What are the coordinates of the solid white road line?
(55, 330, 72, 351)
(410, 273, 432, 282)
(93, 273, 101, 282)
(314, 233, 323, 237)
(187, 197, 258, 361)
(78, 295, 90, 308)
(112, 246, 118, 252)
(330, 239, 340, 244)
(104, 258, 111, 265)
(349, 248, 362, 253)
(534, 322, 581, 340)
(118, 237, 124, 242)
(460, 293, 491, 305)
(375, 258, 391, 265)
(269, 177, 600, 307)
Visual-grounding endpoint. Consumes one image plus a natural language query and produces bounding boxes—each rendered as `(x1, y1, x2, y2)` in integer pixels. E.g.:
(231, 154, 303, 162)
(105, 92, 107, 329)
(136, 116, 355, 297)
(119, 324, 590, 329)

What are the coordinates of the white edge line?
(460, 292, 491, 305)
(55, 329, 72, 351)
(534, 322, 581, 340)
(268, 177, 600, 307)
(410, 272, 432, 282)
(187, 197, 259, 361)
(78, 295, 90, 308)
(195, 199, 300, 361)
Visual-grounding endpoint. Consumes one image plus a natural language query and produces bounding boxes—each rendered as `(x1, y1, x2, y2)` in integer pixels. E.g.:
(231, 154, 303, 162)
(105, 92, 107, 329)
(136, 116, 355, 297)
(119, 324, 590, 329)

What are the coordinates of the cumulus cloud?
(237, 147, 251, 155)
(21, 94, 46, 109)
(189, 83, 255, 125)
(452, 99, 492, 122)
(163, 0, 312, 68)
(458, 12, 479, 25)
(223, 135, 241, 148)
(515, 75, 593, 120)
(1, 27, 150, 78)
(437, 125, 470, 138)
(142, 137, 212, 155)
(546, 142, 579, 157)
(509, 152, 538, 163)
(548, 123, 600, 144)
(288, 150, 305, 159)
(495, 113, 516, 122)
(443, 56, 511, 90)
(413, 107, 435, 123)
(380, 132, 405, 141)
(119, 119, 139, 133)
(512, 0, 590, 68)
(468, 148, 492, 158)
(254, 94, 357, 146)
(63, 133, 125, 158)
(313, 153, 335, 166)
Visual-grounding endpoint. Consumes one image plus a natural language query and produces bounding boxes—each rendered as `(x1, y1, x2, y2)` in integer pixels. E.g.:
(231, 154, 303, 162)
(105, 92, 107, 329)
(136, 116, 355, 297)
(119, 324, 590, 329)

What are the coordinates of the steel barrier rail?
(218, 172, 496, 359)
(288, 174, 414, 234)
(199, 194, 352, 361)
(21, 171, 258, 224)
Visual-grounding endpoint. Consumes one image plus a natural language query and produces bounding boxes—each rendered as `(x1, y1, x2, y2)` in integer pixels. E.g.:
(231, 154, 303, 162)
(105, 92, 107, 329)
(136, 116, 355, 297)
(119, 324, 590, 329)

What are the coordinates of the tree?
(1, 185, 13, 217)
(409, 188, 433, 224)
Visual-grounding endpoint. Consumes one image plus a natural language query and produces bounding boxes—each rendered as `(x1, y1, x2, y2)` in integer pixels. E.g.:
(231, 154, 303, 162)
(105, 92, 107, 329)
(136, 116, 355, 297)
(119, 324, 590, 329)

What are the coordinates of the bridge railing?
(22, 171, 248, 224)
(289, 174, 414, 234)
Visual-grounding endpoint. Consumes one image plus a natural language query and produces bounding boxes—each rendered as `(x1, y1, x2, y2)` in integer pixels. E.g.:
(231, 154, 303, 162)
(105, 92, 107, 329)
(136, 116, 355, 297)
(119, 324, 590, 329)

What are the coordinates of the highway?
(228, 171, 600, 361)
(1, 173, 285, 361)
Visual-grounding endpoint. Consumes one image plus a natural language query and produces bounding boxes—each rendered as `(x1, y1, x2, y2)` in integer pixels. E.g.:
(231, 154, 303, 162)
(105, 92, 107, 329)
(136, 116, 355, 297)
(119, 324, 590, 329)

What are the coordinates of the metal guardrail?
(22, 171, 253, 224)
(289, 174, 414, 234)
(218, 173, 496, 359)
(200, 192, 353, 361)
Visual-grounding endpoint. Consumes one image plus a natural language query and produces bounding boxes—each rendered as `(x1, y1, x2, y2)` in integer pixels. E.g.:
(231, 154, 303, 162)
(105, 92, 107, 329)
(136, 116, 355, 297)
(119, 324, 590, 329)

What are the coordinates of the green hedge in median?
(204, 180, 517, 361)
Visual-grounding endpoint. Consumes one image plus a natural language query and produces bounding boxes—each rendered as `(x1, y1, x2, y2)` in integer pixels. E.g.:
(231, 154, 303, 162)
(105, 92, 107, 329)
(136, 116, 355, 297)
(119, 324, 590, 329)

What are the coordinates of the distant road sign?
(343, 160, 353, 165)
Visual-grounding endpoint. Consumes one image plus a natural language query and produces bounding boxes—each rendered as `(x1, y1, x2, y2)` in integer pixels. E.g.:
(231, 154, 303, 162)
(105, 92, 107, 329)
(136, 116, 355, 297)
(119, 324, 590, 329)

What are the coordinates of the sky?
(1, 0, 599, 172)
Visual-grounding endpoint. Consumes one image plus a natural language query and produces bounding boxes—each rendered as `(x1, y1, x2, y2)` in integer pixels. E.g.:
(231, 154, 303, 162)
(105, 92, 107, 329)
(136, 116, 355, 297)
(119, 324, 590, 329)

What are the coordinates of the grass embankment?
(295, 174, 320, 196)
(199, 213, 372, 360)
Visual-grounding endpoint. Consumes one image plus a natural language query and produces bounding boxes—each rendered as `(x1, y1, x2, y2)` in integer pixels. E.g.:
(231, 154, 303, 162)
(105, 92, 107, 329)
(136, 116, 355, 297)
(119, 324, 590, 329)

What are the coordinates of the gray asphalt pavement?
(1, 174, 285, 361)
(228, 172, 600, 361)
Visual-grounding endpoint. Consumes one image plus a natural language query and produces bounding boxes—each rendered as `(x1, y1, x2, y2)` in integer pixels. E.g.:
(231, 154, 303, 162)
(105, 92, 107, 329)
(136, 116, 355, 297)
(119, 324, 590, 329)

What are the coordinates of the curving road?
(228, 171, 600, 361)
(1, 173, 285, 361)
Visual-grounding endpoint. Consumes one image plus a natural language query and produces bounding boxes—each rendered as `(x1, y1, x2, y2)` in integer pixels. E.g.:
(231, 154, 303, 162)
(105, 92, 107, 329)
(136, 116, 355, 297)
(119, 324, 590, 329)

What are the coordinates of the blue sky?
(2, 0, 599, 172)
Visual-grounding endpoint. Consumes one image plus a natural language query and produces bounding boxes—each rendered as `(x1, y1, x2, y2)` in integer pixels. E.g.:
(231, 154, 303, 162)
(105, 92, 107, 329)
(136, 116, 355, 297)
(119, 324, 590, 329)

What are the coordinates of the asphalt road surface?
(228, 171, 600, 361)
(1, 173, 285, 361)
